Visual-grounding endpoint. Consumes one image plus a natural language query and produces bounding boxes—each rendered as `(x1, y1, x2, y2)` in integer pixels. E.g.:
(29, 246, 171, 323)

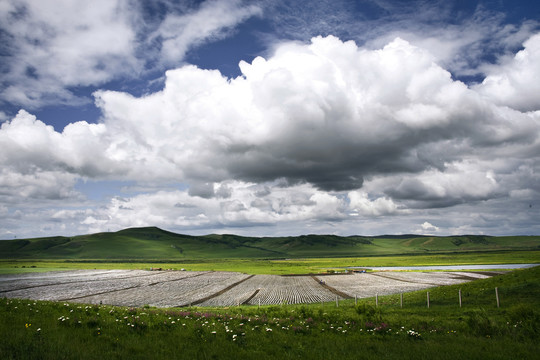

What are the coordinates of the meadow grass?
(1, 266, 539, 359)
(1, 249, 538, 275)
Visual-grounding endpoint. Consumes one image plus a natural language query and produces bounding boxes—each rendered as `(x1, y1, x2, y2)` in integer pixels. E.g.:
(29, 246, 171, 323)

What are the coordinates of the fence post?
(258, 299, 260, 308)
(375, 293, 378, 307)
(427, 292, 430, 308)
(400, 293, 403, 308)
(495, 287, 500, 308)
(336, 296, 339, 307)
(459, 289, 462, 308)
(355, 295, 357, 306)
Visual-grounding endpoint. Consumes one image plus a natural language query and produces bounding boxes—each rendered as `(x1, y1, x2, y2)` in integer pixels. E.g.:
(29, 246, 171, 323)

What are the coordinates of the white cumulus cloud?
(1, 32, 540, 237)
(475, 33, 540, 111)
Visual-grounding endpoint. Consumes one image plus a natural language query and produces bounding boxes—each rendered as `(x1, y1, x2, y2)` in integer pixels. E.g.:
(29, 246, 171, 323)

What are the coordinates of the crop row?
(314, 271, 493, 298)
(0, 270, 151, 292)
(0, 270, 491, 307)
(73, 271, 251, 307)
(0, 270, 207, 302)
(365, 271, 493, 286)
(199, 275, 340, 306)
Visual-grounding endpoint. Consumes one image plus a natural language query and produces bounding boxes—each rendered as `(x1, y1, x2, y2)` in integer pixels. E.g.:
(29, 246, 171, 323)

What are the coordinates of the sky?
(1, 0, 540, 239)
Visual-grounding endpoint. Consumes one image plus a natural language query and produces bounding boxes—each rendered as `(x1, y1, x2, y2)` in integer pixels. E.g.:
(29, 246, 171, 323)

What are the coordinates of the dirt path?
(311, 275, 352, 299)
(183, 275, 255, 307)
(368, 272, 442, 287)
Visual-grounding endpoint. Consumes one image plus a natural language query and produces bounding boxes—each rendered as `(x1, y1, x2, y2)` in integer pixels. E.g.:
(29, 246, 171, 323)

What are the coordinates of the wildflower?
(25, 323, 31, 328)
(407, 329, 422, 339)
(266, 328, 272, 332)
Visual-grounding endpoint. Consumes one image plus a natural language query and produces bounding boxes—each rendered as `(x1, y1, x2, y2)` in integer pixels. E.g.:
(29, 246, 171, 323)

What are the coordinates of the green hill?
(1, 227, 539, 260)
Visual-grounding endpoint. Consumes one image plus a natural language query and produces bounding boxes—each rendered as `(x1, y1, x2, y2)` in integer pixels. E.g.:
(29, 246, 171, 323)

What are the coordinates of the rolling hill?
(1, 227, 540, 261)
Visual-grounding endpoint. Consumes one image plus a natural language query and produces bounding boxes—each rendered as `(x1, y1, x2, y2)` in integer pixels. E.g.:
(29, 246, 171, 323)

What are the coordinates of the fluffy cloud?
(418, 221, 440, 234)
(348, 191, 400, 217)
(383, 162, 502, 208)
(0, 168, 81, 203)
(1, 33, 540, 237)
(0, 110, 120, 177)
(475, 33, 540, 111)
(90, 35, 539, 192)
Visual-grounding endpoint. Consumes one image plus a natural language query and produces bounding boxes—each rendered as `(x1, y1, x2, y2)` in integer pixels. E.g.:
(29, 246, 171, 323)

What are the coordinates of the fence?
(330, 287, 503, 309)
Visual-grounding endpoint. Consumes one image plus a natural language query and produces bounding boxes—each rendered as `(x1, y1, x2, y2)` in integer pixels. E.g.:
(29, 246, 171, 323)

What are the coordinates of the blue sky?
(1, 0, 540, 239)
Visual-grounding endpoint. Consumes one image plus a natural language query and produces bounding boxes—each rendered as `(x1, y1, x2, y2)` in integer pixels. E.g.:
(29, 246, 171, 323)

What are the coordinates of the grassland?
(1, 226, 539, 275)
(1, 265, 539, 359)
(1, 227, 539, 262)
(2, 227, 539, 358)
(2, 249, 539, 275)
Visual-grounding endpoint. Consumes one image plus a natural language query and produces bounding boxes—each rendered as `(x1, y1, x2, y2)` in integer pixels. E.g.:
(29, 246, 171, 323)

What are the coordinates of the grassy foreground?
(2, 266, 539, 359)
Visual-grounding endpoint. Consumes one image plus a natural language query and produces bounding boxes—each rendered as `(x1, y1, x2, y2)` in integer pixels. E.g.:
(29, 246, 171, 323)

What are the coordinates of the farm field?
(313, 271, 494, 298)
(0, 269, 502, 307)
(1, 265, 539, 360)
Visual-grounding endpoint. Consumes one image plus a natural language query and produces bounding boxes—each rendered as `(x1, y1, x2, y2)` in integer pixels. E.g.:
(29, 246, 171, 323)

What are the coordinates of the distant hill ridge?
(1, 226, 539, 260)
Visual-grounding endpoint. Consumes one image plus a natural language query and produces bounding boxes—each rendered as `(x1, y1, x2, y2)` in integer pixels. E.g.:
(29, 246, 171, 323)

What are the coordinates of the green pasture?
(1, 265, 539, 359)
(1, 249, 539, 275)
